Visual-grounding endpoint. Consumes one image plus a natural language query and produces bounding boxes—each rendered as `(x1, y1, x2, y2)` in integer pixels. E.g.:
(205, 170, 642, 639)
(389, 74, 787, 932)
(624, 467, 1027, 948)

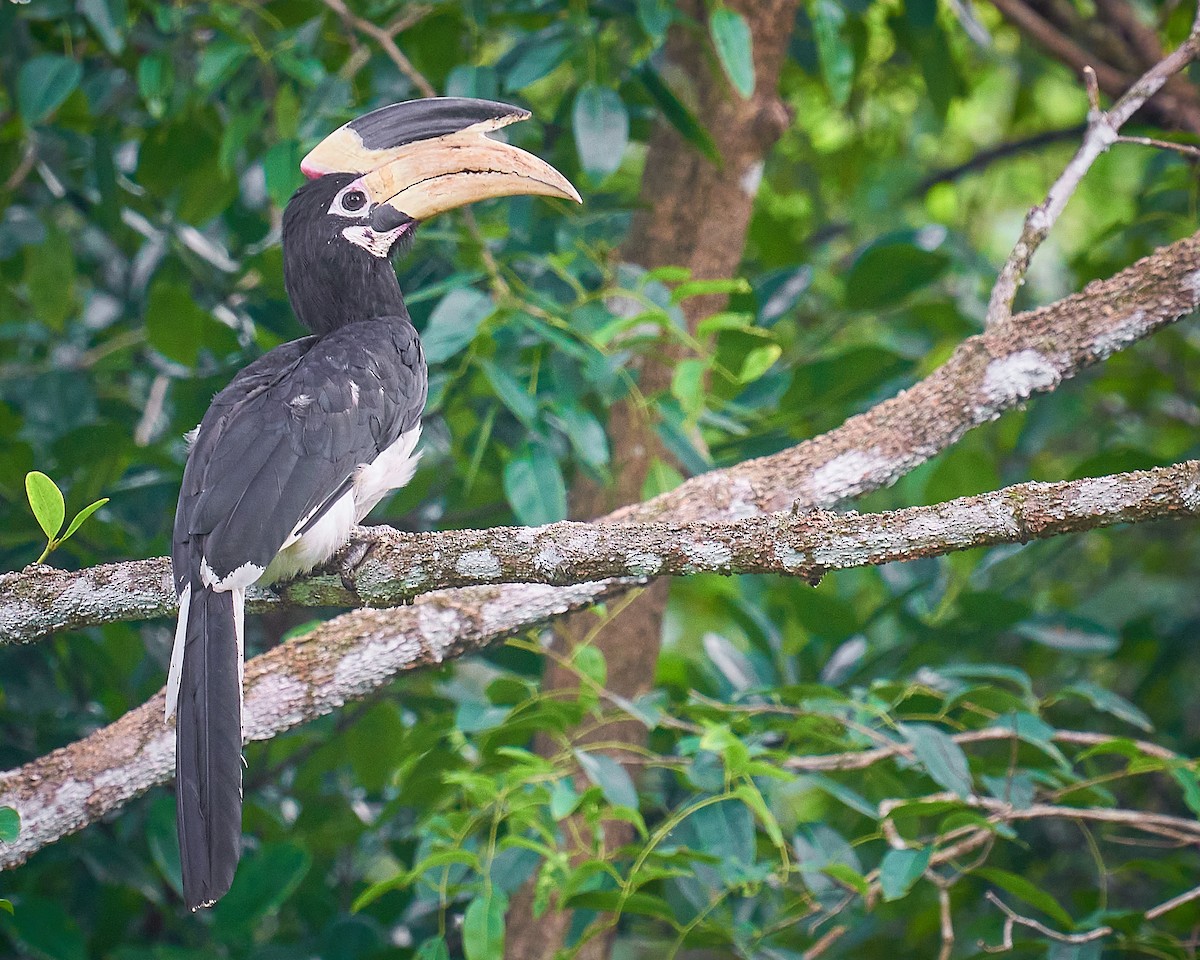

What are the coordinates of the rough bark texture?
(8, 460, 1199, 640)
(4, 229, 1199, 643)
(4, 462, 1197, 873)
(0, 580, 626, 872)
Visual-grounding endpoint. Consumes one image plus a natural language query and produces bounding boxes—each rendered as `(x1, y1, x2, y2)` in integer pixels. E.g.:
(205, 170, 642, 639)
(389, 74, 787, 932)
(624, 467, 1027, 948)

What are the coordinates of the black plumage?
(169, 173, 426, 911)
(167, 95, 578, 912)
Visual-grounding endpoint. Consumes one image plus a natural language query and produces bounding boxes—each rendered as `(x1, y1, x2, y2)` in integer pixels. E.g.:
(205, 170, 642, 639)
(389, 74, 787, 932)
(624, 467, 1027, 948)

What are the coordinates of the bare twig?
(784, 726, 1186, 774)
(981, 891, 1113, 950)
(985, 3, 1200, 325)
(803, 925, 847, 960)
(881, 792, 1200, 847)
(319, 0, 437, 97)
(1116, 134, 1200, 159)
(937, 884, 955, 960)
(1147, 884, 1200, 920)
(915, 125, 1087, 193)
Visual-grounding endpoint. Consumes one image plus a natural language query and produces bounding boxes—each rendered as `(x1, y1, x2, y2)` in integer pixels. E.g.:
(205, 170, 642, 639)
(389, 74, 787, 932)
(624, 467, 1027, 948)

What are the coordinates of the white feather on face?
(340, 224, 409, 258)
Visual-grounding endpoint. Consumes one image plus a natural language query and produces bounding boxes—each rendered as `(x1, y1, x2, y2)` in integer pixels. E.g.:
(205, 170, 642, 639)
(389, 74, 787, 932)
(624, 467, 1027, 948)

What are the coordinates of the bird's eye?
(342, 190, 367, 212)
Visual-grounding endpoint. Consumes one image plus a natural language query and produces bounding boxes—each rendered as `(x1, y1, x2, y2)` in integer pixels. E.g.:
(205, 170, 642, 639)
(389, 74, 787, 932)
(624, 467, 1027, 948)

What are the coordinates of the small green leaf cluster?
(331, 627, 1200, 958)
(24, 472, 108, 565)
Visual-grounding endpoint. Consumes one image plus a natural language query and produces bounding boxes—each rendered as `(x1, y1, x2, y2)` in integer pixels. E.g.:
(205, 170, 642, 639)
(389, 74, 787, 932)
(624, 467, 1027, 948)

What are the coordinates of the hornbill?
(166, 97, 580, 910)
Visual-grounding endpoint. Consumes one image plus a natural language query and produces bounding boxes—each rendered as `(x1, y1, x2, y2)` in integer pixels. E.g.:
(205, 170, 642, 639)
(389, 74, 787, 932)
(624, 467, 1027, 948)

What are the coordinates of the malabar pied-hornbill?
(166, 98, 580, 910)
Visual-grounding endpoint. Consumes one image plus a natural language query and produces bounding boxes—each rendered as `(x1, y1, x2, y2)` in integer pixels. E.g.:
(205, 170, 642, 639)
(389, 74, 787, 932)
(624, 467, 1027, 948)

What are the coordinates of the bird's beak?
(300, 98, 581, 224)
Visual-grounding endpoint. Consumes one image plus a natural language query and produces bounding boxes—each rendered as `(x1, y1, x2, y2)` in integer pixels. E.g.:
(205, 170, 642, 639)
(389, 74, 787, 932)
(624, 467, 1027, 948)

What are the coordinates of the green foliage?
(2, 0, 1199, 957)
(24, 472, 108, 565)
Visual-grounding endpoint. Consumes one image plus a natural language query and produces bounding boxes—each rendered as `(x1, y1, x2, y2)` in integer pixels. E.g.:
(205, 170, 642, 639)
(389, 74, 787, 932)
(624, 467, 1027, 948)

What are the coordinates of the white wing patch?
(262, 425, 422, 584)
(200, 556, 265, 591)
(354, 425, 422, 519)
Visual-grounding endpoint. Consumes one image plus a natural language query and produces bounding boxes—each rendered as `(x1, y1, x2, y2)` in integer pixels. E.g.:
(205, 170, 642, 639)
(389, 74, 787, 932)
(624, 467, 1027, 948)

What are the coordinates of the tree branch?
(2, 224, 1198, 867)
(985, 3, 1200, 325)
(1, 461, 1197, 866)
(0, 580, 625, 871)
(5, 461, 1198, 641)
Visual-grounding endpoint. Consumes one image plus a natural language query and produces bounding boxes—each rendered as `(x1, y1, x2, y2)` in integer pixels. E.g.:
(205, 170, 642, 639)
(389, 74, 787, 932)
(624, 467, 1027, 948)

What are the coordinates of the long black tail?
(175, 582, 242, 910)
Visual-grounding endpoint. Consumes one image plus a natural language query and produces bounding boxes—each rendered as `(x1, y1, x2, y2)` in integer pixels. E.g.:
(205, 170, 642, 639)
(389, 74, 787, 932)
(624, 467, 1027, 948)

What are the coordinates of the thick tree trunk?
(502, 2, 798, 957)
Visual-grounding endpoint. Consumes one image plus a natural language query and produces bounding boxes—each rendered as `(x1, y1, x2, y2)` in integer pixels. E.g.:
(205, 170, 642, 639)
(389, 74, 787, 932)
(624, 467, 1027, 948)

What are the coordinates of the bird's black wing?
(173, 318, 426, 589)
(169, 317, 424, 910)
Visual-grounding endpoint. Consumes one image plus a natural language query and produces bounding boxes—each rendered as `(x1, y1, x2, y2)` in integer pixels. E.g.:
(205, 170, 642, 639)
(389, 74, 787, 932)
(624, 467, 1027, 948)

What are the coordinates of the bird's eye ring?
(342, 190, 367, 212)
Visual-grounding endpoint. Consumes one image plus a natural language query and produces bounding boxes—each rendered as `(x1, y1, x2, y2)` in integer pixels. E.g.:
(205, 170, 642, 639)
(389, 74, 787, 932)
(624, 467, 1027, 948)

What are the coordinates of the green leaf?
(0, 900, 11, 915)
(10, 897, 85, 960)
(734, 783, 785, 848)
(263, 139, 302, 209)
(902, 723, 973, 799)
(738, 344, 782, 382)
(60, 498, 108, 544)
(671, 358, 708, 418)
(844, 239, 950, 311)
(573, 85, 629, 181)
(637, 64, 721, 165)
(23, 231, 77, 329)
(25, 472, 64, 540)
(503, 445, 567, 526)
(197, 40, 249, 90)
(503, 37, 571, 91)
(145, 280, 211, 366)
(565, 889, 677, 921)
(975, 867, 1075, 928)
(0, 806, 19, 843)
(549, 779, 580, 819)
(213, 843, 311, 933)
(671, 277, 752, 301)
(810, 0, 854, 107)
(137, 53, 172, 118)
(575, 750, 638, 809)
(879, 847, 930, 901)
(480, 360, 538, 428)
(1063, 681, 1153, 732)
(637, 0, 674, 43)
(1173, 767, 1200, 817)
(463, 889, 507, 960)
(422, 288, 494, 364)
(17, 56, 83, 124)
(79, 0, 127, 54)
(416, 938, 451, 960)
(710, 7, 755, 98)
(1014, 616, 1118, 654)
(572, 644, 607, 687)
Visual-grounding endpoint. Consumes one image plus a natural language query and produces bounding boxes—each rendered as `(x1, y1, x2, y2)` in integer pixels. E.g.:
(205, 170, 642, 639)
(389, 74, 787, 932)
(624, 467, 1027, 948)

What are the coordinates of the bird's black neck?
(283, 247, 409, 336)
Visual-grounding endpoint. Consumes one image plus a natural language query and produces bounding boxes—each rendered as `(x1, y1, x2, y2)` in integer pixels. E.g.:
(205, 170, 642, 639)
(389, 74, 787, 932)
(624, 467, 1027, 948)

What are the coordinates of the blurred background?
(2, 0, 1200, 957)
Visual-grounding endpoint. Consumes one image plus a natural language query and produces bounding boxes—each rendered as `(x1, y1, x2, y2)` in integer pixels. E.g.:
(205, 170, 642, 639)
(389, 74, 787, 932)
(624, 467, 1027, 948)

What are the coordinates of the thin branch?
(803, 926, 847, 960)
(1116, 134, 1200, 159)
(319, 0, 437, 97)
(783, 726, 1186, 773)
(0, 579, 627, 871)
(915, 124, 1087, 194)
(1147, 883, 1200, 920)
(4, 460, 1197, 642)
(981, 891, 1112, 951)
(881, 792, 1200, 846)
(985, 4, 1200, 325)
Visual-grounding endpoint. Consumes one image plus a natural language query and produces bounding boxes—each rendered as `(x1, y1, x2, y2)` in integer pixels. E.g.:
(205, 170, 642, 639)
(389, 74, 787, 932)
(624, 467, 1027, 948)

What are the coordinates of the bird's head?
(282, 98, 580, 333)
